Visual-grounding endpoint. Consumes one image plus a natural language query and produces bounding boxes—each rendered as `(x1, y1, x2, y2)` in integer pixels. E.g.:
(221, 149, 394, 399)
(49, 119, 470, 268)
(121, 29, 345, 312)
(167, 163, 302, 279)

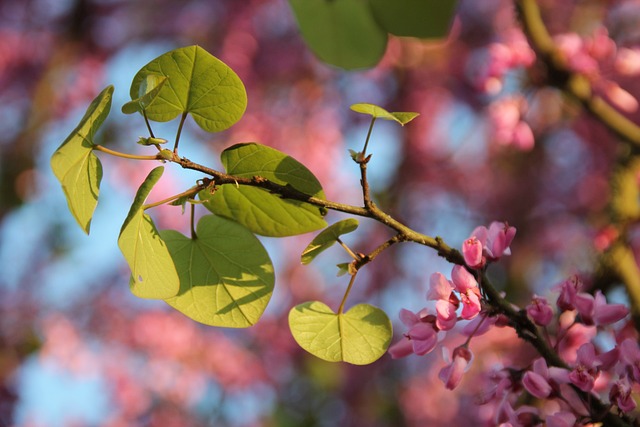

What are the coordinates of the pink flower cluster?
(389, 221, 516, 390)
(481, 276, 633, 425)
(466, 29, 536, 95)
(390, 219, 636, 425)
(488, 96, 535, 151)
(554, 27, 640, 113)
(389, 264, 483, 390)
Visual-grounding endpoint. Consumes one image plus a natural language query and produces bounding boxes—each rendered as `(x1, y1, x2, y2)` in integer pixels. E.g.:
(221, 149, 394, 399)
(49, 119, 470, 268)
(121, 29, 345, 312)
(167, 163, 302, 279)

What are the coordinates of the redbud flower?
(610, 378, 636, 413)
(619, 338, 640, 382)
(486, 221, 516, 259)
(462, 236, 484, 269)
(568, 343, 600, 392)
(451, 265, 482, 319)
(526, 295, 554, 326)
(439, 346, 473, 390)
(388, 308, 439, 358)
(427, 272, 458, 331)
(522, 357, 569, 399)
(463, 222, 516, 269)
(555, 275, 582, 311)
(574, 290, 629, 326)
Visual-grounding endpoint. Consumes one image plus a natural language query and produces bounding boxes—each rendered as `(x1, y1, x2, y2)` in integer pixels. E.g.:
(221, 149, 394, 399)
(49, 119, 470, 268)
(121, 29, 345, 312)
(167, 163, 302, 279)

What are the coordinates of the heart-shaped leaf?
(301, 219, 359, 264)
(288, 0, 387, 70)
(369, 0, 457, 39)
(200, 143, 327, 237)
(50, 85, 113, 234)
(122, 74, 168, 114)
(350, 103, 420, 126)
(118, 166, 180, 299)
(129, 45, 247, 133)
(161, 215, 275, 328)
(289, 301, 392, 365)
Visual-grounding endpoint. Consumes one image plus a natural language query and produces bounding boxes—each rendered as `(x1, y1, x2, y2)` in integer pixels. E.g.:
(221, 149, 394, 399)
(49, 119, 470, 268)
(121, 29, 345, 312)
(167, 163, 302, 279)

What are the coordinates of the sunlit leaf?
(200, 143, 327, 237)
(289, 301, 392, 365)
(288, 0, 387, 69)
(50, 85, 113, 234)
(161, 215, 275, 328)
(129, 45, 247, 132)
(350, 103, 420, 125)
(121, 74, 167, 114)
(369, 0, 457, 39)
(118, 166, 180, 299)
(301, 219, 359, 264)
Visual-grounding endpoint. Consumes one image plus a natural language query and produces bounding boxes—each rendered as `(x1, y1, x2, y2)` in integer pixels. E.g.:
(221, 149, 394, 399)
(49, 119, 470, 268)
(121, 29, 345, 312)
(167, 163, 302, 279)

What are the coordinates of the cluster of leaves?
(50, 45, 422, 365)
(288, 0, 457, 69)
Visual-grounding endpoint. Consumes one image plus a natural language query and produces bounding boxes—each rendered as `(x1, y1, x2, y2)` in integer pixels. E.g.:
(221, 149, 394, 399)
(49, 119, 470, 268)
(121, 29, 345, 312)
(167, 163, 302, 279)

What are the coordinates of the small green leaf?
(336, 263, 352, 277)
(288, 0, 387, 69)
(51, 85, 113, 234)
(301, 219, 359, 264)
(289, 301, 392, 365)
(129, 45, 247, 133)
(200, 143, 327, 237)
(122, 74, 167, 114)
(350, 103, 420, 125)
(137, 136, 168, 146)
(369, 0, 457, 39)
(118, 166, 180, 299)
(161, 215, 275, 328)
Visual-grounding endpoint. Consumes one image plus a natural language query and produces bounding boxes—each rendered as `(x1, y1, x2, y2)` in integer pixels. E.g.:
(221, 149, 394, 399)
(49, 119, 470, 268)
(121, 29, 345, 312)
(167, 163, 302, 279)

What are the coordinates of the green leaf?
(350, 103, 420, 125)
(200, 143, 327, 237)
(336, 262, 356, 277)
(121, 74, 167, 114)
(129, 45, 247, 132)
(369, 0, 457, 39)
(289, 301, 392, 365)
(118, 166, 180, 299)
(50, 85, 113, 234)
(288, 0, 387, 70)
(301, 219, 359, 264)
(161, 215, 275, 328)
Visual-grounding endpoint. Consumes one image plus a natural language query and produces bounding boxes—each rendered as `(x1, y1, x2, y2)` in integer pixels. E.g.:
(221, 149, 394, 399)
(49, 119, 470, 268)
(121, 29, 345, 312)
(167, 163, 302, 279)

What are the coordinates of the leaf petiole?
(94, 144, 159, 161)
(143, 185, 204, 210)
(338, 272, 357, 315)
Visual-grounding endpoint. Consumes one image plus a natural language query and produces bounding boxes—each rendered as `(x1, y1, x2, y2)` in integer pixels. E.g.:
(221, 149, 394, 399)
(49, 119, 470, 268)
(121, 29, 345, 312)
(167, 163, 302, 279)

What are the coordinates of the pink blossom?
(526, 295, 554, 326)
(522, 357, 570, 399)
(439, 346, 473, 390)
(555, 275, 582, 311)
(574, 290, 629, 326)
(451, 265, 482, 319)
(389, 308, 439, 358)
(427, 273, 458, 331)
(615, 47, 640, 75)
(462, 236, 484, 269)
(464, 222, 516, 268)
(488, 97, 534, 151)
(610, 378, 636, 413)
(568, 343, 600, 392)
(603, 80, 638, 112)
(619, 338, 640, 382)
(557, 322, 597, 364)
(486, 221, 516, 259)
